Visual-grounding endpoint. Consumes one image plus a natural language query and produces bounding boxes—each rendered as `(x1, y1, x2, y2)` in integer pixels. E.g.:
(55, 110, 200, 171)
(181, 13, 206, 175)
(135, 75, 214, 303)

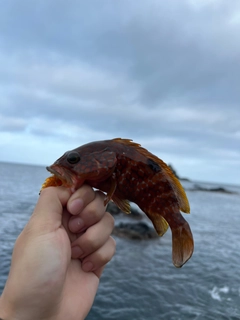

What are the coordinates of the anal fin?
(145, 211, 169, 237)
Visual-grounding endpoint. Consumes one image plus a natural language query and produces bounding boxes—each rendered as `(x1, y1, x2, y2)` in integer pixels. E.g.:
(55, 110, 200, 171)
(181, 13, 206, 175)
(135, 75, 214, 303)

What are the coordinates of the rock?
(209, 187, 232, 193)
(107, 202, 122, 215)
(168, 164, 190, 181)
(168, 164, 180, 179)
(180, 177, 190, 182)
(112, 222, 158, 240)
(192, 184, 236, 194)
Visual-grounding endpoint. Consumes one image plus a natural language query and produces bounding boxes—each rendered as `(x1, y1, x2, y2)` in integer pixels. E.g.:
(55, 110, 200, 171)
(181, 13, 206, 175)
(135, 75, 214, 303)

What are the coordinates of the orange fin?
(167, 174, 190, 213)
(145, 211, 169, 237)
(171, 221, 194, 268)
(112, 195, 131, 214)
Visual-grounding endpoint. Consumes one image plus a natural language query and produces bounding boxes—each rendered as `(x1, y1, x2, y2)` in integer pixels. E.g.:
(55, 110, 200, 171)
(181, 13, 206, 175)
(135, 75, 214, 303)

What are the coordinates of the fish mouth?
(47, 165, 75, 188)
(46, 165, 84, 192)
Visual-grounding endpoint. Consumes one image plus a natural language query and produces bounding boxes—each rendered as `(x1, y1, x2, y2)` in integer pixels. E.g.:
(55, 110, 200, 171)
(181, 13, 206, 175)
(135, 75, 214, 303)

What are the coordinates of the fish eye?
(67, 152, 80, 164)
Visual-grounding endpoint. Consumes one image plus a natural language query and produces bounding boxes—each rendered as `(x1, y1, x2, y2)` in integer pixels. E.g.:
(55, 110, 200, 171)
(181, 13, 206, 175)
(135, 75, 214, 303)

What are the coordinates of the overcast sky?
(0, 0, 239, 185)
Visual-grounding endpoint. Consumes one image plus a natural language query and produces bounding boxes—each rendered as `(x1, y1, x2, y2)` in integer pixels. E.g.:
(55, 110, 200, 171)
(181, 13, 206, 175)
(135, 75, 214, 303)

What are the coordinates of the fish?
(41, 138, 194, 267)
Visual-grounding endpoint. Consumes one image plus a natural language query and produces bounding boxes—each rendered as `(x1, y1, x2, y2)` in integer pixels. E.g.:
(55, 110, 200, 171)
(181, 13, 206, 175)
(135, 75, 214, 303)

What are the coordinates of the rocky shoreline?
(170, 164, 237, 195)
(188, 184, 237, 194)
(112, 221, 158, 240)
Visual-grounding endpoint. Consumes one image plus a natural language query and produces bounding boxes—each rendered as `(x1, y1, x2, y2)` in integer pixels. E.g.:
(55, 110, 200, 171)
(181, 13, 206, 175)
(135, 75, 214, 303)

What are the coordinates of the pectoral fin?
(112, 194, 131, 214)
(104, 174, 117, 206)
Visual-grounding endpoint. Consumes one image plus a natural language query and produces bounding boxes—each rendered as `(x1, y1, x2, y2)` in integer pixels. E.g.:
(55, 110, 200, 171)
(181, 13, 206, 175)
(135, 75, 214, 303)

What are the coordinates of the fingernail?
(82, 261, 94, 272)
(68, 198, 84, 215)
(71, 246, 83, 258)
(69, 217, 84, 232)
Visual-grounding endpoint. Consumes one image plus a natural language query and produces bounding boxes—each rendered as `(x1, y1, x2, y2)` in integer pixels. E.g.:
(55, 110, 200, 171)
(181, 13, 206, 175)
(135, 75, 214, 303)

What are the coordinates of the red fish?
(41, 138, 194, 267)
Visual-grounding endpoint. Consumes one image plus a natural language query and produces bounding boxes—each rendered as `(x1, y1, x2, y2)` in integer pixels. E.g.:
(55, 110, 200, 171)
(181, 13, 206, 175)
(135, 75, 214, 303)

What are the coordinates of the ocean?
(0, 162, 240, 319)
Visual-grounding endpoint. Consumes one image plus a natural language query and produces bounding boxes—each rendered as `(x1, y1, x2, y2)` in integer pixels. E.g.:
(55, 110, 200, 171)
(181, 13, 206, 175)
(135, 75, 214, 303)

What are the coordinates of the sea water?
(0, 162, 240, 319)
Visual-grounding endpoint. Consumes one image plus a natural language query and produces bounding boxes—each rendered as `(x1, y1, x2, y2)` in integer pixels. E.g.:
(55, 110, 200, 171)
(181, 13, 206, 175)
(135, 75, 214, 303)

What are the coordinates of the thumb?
(30, 187, 72, 233)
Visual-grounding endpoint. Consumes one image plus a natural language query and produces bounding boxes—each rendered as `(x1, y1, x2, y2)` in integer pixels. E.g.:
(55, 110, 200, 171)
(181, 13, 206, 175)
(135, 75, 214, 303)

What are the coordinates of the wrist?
(0, 296, 18, 320)
(0, 295, 11, 320)
(0, 296, 55, 320)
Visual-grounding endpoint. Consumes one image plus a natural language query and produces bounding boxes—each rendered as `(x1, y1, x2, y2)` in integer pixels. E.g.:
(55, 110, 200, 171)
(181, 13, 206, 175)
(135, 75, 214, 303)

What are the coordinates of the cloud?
(0, 0, 239, 184)
(0, 114, 27, 132)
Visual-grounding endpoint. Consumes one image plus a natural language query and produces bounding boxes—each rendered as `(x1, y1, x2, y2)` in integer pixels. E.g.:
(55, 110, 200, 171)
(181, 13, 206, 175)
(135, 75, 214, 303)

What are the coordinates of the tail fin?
(171, 221, 194, 268)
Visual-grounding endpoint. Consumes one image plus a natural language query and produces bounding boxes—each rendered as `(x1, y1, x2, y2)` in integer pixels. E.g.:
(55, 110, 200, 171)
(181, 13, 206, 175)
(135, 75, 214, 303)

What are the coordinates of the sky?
(0, 0, 240, 185)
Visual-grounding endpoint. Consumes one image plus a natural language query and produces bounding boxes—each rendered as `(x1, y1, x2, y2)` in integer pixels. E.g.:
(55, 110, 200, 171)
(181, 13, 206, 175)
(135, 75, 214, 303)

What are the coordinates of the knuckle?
(81, 185, 95, 200)
(105, 212, 115, 229)
(96, 237, 116, 263)
(95, 190, 106, 201)
(83, 232, 100, 252)
(84, 205, 101, 222)
(109, 236, 116, 253)
(95, 249, 111, 264)
(71, 185, 94, 202)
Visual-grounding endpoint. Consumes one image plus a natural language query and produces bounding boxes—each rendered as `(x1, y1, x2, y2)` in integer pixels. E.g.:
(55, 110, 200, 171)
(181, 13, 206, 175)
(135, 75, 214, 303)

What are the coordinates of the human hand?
(0, 185, 116, 320)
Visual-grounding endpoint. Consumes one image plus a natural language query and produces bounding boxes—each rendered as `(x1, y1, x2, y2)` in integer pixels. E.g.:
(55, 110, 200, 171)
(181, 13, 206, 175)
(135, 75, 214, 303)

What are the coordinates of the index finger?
(67, 185, 97, 215)
(67, 186, 106, 234)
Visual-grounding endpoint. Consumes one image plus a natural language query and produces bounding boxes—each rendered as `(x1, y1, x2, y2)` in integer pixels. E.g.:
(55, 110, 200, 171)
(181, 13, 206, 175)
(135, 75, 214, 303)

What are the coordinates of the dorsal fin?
(112, 138, 190, 213)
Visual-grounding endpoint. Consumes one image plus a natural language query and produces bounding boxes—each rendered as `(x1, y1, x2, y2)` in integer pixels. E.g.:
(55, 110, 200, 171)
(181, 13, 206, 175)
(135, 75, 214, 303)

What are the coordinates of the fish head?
(45, 145, 117, 192)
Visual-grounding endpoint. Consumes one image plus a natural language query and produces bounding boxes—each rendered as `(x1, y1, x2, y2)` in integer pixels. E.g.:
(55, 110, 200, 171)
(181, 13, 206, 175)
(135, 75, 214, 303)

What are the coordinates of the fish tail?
(171, 219, 194, 268)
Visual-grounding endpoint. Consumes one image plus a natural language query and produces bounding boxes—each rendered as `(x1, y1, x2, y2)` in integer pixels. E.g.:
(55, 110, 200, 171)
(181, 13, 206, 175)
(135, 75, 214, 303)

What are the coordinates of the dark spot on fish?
(147, 158, 161, 173)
